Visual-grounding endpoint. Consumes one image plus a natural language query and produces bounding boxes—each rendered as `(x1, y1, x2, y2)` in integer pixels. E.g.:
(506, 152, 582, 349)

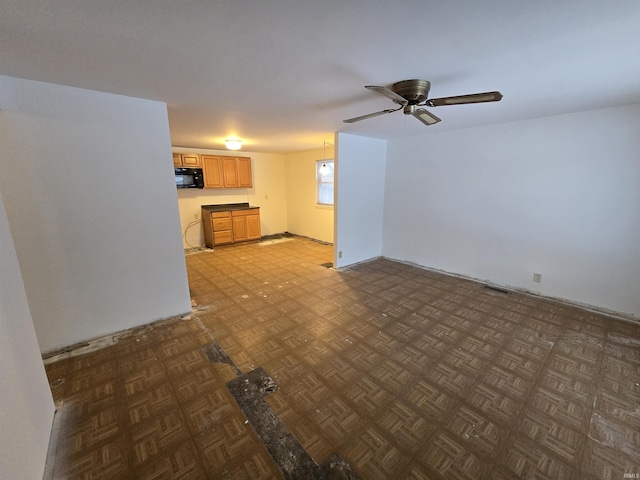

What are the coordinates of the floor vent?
(483, 285, 511, 294)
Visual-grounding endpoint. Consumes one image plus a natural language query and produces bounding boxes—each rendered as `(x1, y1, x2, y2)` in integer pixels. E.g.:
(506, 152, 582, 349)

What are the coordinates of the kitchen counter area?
(201, 202, 260, 213)
(201, 203, 261, 247)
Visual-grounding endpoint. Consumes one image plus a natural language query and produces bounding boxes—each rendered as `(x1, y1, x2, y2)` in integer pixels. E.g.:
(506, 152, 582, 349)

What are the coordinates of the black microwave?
(175, 168, 204, 189)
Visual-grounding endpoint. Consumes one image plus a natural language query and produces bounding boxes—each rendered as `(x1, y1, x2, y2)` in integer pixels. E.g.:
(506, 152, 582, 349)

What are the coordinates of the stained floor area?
(44, 236, 640, 479)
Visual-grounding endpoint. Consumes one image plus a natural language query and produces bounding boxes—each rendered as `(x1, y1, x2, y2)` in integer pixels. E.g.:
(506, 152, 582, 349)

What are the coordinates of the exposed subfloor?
(44, 237, 640, 479)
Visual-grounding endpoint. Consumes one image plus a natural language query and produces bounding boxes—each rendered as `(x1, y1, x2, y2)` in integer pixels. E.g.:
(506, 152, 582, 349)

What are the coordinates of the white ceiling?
(1, 1, 639, 153)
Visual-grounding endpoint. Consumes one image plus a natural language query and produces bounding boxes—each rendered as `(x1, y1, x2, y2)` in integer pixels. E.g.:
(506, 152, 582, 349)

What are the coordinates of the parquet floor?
(44, 236, 640, 479)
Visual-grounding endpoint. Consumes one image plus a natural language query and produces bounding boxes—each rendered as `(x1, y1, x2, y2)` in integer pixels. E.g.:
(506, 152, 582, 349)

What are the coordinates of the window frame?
(316, 159, 334, 206)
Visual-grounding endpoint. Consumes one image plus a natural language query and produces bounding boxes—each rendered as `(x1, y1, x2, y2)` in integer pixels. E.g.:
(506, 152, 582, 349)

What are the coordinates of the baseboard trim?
(383, 256, 639, 325)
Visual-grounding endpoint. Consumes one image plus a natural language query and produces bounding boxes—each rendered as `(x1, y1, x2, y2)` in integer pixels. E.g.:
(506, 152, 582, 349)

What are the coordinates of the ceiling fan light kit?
(343, 79, 503, 126)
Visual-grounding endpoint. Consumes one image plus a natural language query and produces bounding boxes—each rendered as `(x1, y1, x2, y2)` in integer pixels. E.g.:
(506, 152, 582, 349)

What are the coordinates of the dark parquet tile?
(43, 236, 640, 479)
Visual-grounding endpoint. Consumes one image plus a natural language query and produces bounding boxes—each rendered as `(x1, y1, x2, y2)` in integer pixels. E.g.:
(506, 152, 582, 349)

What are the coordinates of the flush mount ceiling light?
(225, 139, 242, 150)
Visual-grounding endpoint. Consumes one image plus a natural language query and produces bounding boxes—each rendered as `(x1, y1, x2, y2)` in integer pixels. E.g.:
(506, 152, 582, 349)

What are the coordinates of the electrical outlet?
(533, 273, 542, 283)
(338, 251, 343, 259)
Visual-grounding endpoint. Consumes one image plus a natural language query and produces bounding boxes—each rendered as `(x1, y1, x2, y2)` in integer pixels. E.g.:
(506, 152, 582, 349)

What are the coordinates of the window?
(316, 160, 334, 205)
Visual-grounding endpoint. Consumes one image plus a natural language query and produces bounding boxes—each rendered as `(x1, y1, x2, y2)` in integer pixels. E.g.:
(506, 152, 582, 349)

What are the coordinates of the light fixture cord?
(323, 140, 334, 165)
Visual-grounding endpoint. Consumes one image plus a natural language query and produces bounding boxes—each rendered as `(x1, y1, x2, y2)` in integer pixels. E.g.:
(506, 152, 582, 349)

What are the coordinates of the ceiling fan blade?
(365, 85, 408, 105)
(412, 108, 441, 126)
(343, 108, 399, 123)
(427, 91, 503, 107)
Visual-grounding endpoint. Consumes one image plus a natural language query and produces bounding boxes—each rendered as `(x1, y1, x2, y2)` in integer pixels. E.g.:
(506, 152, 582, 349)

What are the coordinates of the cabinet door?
(232, 216, 247, 242)
(246, 213, 261, 240)
(237, 157, 252, 188)
(202, 155, 224, 188)
(173, 153, 182, 167)
(222, 157, 239, 188)
(181, 154, 202, 167)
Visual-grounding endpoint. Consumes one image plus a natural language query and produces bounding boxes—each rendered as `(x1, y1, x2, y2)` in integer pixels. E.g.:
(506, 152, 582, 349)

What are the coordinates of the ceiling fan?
(343, 79, 502, 126)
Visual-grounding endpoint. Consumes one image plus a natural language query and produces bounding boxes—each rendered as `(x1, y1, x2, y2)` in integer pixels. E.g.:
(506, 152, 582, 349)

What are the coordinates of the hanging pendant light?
(319, 140, 332, 175)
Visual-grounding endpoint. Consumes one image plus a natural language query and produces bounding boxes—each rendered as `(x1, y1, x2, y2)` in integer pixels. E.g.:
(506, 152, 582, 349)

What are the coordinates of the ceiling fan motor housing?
(392, 79, 431, 105)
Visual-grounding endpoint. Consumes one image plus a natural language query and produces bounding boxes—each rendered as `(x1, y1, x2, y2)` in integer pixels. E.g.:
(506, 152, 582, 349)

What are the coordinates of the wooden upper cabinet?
(201, 155, 224, 188)
(187, 152, 252, 190)
(181, 154, 202, 167)
(222, 157, 240, 188)
(173, 153, 202, 168)
(237, 157, 252, 188)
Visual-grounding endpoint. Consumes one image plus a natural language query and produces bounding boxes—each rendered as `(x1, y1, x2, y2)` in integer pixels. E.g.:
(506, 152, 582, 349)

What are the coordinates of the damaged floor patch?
(227, 368, 359, 480)
(201, 337, 359, 479)
(201, 340, 242, 375)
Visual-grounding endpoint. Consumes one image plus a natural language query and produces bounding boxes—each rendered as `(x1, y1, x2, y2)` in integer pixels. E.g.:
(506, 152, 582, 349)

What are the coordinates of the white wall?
(285, 146, 334, 244)
(335, 133, 387, 268)
(0, 191, 55, 480)
(383, 104, 640, 319)
(0, 75, 192, 352)
(174, 148, 289, 248)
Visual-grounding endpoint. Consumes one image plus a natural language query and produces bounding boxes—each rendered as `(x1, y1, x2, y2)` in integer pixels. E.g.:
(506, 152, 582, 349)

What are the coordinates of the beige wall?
(175, 145, 335, 247)
(284, 146, 335, 244)
(175, 148, 289, 248)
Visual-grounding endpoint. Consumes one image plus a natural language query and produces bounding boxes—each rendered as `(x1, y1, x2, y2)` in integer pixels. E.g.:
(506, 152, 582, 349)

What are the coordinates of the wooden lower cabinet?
(231, 208, 261, 242)
(202, 211, 232, 246)
(212, 214, 233, 245)
(246, 213, 261, 239)
(232, 216, 248, 242)
(202, 207, 260, 247)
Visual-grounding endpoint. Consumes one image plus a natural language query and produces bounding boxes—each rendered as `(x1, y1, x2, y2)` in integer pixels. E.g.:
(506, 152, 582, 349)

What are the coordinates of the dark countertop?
(201, 203, 259, 212)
